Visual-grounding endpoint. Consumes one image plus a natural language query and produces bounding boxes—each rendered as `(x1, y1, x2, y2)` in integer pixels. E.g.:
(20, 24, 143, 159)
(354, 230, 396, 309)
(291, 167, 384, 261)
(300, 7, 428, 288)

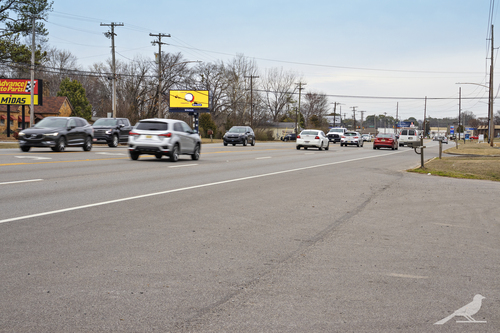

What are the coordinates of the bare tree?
(302, 92, 329, 128)
(261, 67, 297, 122)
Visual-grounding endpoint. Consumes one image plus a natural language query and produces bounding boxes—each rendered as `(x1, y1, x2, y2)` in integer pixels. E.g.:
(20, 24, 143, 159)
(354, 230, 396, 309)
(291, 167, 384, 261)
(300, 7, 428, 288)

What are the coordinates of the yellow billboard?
(0, 94, 39, 105)
(169, 90, 209, 109)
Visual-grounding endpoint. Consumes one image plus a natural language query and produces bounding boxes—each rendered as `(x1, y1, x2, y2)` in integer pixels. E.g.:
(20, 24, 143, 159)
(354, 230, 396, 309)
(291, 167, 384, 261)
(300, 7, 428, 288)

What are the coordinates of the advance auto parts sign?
(0, 79, 43, 105)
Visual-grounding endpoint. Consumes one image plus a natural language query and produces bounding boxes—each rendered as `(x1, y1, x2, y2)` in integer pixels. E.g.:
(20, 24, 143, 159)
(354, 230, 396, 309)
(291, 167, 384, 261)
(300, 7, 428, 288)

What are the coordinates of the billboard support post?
(7, 105, 10, 137)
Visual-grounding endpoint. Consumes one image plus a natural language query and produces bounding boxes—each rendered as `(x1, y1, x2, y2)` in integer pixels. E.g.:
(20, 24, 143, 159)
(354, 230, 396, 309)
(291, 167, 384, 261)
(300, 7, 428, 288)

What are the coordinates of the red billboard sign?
(0, 79, 43, 105)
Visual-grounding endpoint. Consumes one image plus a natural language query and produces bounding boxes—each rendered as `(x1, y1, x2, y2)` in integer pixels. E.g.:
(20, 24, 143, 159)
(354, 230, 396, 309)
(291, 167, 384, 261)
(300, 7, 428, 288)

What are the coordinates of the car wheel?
(357, 141, 360, 147)
(361, 141, 363, 147)
(319, 143, 323, 151)
(304, 147, 308, 150)
(223, 142, 228, 146)
(296, 146, 300, 150)
(54, 137, 66, 152)
(83, 136, 92, 151)
(251, 138, 255, 146)
(169, 144, 179, 162)
(155, 154, 162, 159)
(191, 143, 200, 160)
(20, 146, 31, 152)
(243, 139, 247, 146)
(130, 151, 139, 160)
(109, 134, 119, 147)
(232, 144, 236, 146)
(373, 146, 376, 150)
(325, 142, 329, 150)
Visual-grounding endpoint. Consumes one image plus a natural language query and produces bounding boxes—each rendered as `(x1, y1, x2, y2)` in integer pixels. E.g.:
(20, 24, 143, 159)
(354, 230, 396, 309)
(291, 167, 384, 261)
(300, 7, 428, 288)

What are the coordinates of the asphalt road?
(0, 140, 498, 332)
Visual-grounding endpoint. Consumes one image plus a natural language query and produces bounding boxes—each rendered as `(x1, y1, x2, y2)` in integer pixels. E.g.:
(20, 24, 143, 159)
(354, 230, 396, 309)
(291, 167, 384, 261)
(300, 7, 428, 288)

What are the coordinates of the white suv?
(128, 118, 201, 161)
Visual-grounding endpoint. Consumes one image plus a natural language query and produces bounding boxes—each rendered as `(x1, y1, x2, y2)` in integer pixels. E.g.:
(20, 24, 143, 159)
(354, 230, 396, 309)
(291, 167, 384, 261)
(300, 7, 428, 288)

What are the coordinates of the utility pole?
(457, 87, 461, 149)
(488, 25, 495, 146)
(331, 102, 342, 127)
(351, 106, 358, 130)
(150, 32, 171, 118)
(396, 102, 399, 132)
(30, 16, 36, 127)
(101, 22, 124, 118)
(244, 75, 259, 127)
(359, 111, 366, 131)
(296, 82, 306, 134)
(384, 112, 387, 133)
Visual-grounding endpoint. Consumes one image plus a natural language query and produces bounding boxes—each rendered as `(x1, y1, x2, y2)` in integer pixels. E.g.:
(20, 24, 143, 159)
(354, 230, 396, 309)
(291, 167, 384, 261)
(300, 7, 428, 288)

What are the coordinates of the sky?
(42, 0, 498, 122)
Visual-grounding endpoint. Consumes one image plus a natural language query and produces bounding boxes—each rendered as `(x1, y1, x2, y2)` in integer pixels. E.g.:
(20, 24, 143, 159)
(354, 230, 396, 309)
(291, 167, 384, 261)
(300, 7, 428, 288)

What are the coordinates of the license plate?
(305, 141, 309, 143)
(381, 139, 385, 142)
(146, 135, 153, 139)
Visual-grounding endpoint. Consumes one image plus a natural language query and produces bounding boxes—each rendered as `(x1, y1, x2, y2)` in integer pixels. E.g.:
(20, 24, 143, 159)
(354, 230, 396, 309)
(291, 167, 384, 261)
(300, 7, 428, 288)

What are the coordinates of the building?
(0, 96, 74, 135)
(429, 127, 447, 138)
(477, 125, 500, 138)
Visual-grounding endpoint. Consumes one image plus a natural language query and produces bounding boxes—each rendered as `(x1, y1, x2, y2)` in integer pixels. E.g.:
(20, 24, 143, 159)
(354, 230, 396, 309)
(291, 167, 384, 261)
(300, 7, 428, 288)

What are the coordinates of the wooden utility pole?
(489, 25, 495, 146)
(150, 33, 171, 117)
(351, 106, 358, 130)
(245, 75, 259, 127)
(101, 22, 124, 118)
(296, 82, 306, 134)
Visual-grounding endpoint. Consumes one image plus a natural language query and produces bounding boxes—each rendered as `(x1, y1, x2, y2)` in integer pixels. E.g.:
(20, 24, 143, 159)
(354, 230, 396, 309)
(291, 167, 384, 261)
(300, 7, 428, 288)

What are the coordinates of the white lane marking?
(387, 273, 428, 279)
(15, 156, 51, 160)
(256, 157, 271, 160)
(95, 152, 126, 156)
(0, 150, 406, 224)
(304, 153, 315, 155)
(168, 164, 198, 168)
(0, 179, 43, 185)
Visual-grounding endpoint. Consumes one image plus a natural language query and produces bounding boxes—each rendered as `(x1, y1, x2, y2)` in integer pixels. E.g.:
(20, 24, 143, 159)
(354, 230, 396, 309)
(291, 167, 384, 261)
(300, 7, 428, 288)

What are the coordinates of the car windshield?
(301, 130, 318, 135)
(377, 134, 393, 138)
(228, 127, 246, 133)
(34, 118, 68, 129)
(136, 121, 169, 131)
(93, 118, 118, 126)
(328, 129, 343, 133)
(345, 132, 357, 136)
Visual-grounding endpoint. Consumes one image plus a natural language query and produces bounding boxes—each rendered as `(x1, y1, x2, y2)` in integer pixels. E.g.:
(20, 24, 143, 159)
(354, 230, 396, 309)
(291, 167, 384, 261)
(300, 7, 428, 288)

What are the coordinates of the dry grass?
(410, 156, 500, 181)
(444, 140, 500, 156)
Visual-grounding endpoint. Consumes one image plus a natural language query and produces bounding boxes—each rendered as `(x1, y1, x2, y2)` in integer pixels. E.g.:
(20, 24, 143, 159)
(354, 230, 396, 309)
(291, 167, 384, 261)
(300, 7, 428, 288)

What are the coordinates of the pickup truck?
(326, 127, 347, 143)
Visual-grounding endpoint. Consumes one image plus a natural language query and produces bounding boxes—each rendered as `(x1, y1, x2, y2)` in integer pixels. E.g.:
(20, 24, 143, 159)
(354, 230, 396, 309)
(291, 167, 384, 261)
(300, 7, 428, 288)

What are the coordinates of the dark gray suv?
(92, 118, 132, 147)
(18, 117, 93, 152)
(223, 126, 255, 146)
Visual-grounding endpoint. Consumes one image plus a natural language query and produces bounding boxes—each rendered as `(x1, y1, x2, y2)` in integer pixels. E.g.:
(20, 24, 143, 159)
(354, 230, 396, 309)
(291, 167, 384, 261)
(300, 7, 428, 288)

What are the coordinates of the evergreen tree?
(57, 78, 92, 120)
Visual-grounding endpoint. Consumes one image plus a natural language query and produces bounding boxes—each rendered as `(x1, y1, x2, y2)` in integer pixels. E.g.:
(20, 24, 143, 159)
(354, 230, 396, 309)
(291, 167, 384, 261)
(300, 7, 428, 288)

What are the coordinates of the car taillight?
(158, 133, 172, 138)
(354, 136, 359, 139)
(297, 135, 301, 139)
(129, 131, 139, 137)
(315, 136, 320, 139)
(341, 136, 345, 138)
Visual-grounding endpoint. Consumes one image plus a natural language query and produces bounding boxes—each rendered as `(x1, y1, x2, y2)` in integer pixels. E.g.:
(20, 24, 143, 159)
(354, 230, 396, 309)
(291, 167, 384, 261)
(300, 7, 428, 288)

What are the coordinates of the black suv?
(223, 126, 255, 146)
(92, 118, 132, 147)
(18, 116, 93, 152)
(281, 133, 296, 141)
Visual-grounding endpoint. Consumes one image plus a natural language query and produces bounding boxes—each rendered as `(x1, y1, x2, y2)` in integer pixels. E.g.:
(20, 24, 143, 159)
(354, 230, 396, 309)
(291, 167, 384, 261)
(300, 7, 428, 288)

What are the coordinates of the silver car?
(128, 118, 201, 161)
(296, 129, 329, 150)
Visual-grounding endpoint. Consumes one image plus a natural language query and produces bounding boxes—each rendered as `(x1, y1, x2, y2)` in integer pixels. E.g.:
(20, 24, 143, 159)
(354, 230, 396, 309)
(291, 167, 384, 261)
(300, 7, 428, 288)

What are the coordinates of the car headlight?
(18, 132, 25, 137)
(105, 129, 113, 134)
(45, 132, 58, 137)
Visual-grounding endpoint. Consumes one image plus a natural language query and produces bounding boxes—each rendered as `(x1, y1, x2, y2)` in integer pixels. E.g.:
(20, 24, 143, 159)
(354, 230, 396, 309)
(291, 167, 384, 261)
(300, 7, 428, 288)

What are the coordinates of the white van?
(398, 128, 420, 147)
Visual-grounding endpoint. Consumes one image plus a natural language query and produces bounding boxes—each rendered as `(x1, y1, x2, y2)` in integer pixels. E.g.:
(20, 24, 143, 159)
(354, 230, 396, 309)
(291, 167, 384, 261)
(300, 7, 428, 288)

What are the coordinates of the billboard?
(0, 79, 43, 105)
(169, 90, 209, 110)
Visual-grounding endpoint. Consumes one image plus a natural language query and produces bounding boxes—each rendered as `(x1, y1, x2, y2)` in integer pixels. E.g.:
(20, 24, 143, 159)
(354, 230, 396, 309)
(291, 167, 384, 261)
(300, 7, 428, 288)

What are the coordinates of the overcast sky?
(44, 0, 497, 121)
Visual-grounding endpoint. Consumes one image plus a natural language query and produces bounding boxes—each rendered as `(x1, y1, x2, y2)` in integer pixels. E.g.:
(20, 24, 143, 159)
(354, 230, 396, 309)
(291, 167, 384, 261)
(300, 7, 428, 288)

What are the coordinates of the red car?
(470, 136, 479, 140)
(373, 133, 398, 150)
